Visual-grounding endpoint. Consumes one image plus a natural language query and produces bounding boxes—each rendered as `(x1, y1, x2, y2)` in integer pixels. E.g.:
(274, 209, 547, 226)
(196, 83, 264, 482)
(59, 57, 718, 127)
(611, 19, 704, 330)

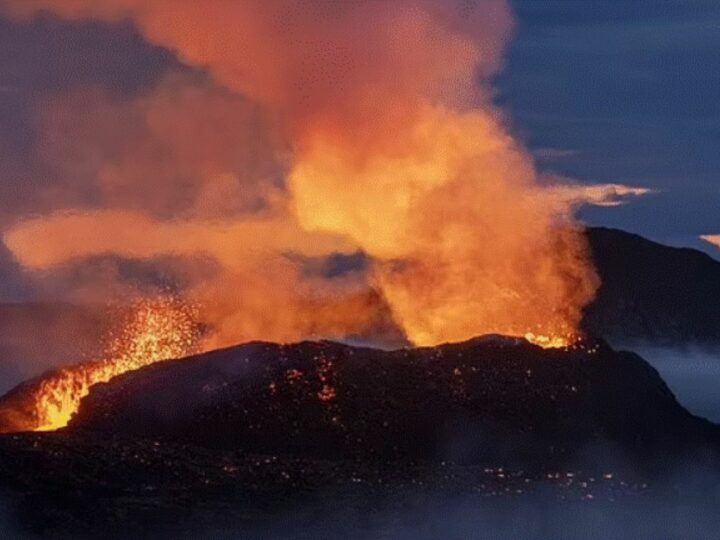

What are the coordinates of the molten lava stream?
(524, 332, 573, 349)
(32, 297, 201, 431)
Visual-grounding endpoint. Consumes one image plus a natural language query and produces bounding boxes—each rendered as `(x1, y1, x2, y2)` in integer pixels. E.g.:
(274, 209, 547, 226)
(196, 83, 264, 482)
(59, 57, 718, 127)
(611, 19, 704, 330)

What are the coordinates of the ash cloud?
(0, 1, 646, 361)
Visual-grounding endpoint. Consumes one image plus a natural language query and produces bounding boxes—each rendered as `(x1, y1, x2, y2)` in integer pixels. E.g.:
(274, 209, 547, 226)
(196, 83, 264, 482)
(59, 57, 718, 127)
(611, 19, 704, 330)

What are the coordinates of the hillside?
(584, 227, 720, 344)
(68, 337, 719, 466)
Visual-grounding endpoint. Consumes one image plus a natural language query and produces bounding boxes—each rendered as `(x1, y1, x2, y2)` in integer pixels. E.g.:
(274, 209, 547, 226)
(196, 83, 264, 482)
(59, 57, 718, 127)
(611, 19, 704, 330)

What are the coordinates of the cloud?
(545, 182, 655, 208)
(700, 235, 720, 250)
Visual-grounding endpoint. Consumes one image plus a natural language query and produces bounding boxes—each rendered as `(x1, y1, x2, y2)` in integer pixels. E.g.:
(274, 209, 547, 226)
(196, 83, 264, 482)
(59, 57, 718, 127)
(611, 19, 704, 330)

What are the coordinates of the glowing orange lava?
(524, 333, 573, 349)
(33, 297, 201, 431)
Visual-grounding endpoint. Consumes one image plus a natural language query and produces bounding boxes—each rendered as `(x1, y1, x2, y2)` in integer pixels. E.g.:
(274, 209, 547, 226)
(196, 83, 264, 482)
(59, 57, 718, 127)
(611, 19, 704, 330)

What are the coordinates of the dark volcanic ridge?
(584, 227, 720, 345)
(63, 336, 720, 467)
(1, 336, 720, 537)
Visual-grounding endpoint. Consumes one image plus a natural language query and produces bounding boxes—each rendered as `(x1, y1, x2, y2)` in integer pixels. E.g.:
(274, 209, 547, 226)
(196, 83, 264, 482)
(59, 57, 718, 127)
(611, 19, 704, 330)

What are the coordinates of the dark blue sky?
(0, 1, 718, 300)
(499, 0, 720, 251)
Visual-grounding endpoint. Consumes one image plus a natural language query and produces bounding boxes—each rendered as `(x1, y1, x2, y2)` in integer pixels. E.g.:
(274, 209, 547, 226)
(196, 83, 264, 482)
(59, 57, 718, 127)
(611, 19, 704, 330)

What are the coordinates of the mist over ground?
(627, 345, 720, 423)
(159, 473, 720, 540)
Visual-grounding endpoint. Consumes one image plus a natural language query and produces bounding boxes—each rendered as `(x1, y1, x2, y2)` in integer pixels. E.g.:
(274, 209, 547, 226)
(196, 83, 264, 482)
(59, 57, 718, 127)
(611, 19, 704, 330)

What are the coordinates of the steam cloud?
(1, 0, 647, 349)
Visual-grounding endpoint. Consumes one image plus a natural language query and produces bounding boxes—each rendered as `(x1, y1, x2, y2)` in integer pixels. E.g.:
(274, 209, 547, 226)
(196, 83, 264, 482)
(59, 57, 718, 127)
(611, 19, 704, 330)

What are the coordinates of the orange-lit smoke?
(2, 1, 601, 347)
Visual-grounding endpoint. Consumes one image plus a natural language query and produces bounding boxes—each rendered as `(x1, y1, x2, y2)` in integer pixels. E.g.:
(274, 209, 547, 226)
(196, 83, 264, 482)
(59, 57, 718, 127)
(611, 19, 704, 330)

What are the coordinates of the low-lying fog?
(628, 346, 720, 423)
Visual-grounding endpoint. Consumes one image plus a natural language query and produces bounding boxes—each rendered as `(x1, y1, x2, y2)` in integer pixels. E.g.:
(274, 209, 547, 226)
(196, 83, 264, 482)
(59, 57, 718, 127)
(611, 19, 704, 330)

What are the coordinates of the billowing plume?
(2, 0, 601, 348)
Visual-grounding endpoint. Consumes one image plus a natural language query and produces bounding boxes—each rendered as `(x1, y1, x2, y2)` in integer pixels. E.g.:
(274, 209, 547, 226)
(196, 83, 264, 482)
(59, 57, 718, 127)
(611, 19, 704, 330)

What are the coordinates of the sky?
(0, 0, 718, 302)
(500, 0, 720, 250)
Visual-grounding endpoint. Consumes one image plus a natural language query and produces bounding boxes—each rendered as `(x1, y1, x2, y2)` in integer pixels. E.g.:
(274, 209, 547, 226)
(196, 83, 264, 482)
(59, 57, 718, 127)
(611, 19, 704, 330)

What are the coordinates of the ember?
(5, 297, 202, 433)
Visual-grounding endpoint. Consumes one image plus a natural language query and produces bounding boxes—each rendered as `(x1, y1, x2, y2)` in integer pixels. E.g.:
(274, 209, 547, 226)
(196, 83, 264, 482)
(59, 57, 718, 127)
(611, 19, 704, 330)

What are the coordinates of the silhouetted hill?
(584, 227, 720, 345)
(1, 338, 719, 536)
(68, 338, 719, 467)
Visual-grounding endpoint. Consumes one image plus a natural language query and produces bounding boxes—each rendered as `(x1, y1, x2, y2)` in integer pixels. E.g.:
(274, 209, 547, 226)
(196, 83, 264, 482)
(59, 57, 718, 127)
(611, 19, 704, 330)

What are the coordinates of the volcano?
(0, 232, 719, 536)
(0, 336, 719, 536)
(64, 337, 718, 464)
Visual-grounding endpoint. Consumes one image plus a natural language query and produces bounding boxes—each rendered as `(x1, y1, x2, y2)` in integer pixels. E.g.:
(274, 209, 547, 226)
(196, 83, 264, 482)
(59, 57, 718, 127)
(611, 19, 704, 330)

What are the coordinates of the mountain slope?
(68, 337, 719, 467)
(584, 227, 720, 344)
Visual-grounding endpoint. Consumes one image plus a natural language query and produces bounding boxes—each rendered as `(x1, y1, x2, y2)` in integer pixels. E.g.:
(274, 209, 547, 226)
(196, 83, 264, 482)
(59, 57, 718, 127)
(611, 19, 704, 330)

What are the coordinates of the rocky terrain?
(0, 431, 662, 539)
(68, 337, 718, 466)
(0, 336, 718, 537)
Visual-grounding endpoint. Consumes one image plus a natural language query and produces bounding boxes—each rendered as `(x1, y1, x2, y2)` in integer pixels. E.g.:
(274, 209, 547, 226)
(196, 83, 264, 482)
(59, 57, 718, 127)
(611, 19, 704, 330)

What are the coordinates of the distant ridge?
(584, 227, 720, 345)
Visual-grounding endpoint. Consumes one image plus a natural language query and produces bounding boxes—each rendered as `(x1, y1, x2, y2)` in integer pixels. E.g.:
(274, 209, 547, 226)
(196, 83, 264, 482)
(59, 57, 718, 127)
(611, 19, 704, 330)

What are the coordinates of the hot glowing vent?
(524, 333, 573, 349)
(33, 297, 201, 431)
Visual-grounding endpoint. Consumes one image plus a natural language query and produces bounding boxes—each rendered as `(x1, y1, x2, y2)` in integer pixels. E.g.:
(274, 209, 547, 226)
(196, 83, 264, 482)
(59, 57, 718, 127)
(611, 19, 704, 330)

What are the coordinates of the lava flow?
(0, 297, 201, 433)
(524, 333, 573, 349)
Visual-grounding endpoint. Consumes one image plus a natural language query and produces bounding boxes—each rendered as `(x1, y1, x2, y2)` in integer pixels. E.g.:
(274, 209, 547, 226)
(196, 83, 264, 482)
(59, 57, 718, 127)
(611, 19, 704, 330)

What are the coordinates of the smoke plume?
(2, 0, 604, 348)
